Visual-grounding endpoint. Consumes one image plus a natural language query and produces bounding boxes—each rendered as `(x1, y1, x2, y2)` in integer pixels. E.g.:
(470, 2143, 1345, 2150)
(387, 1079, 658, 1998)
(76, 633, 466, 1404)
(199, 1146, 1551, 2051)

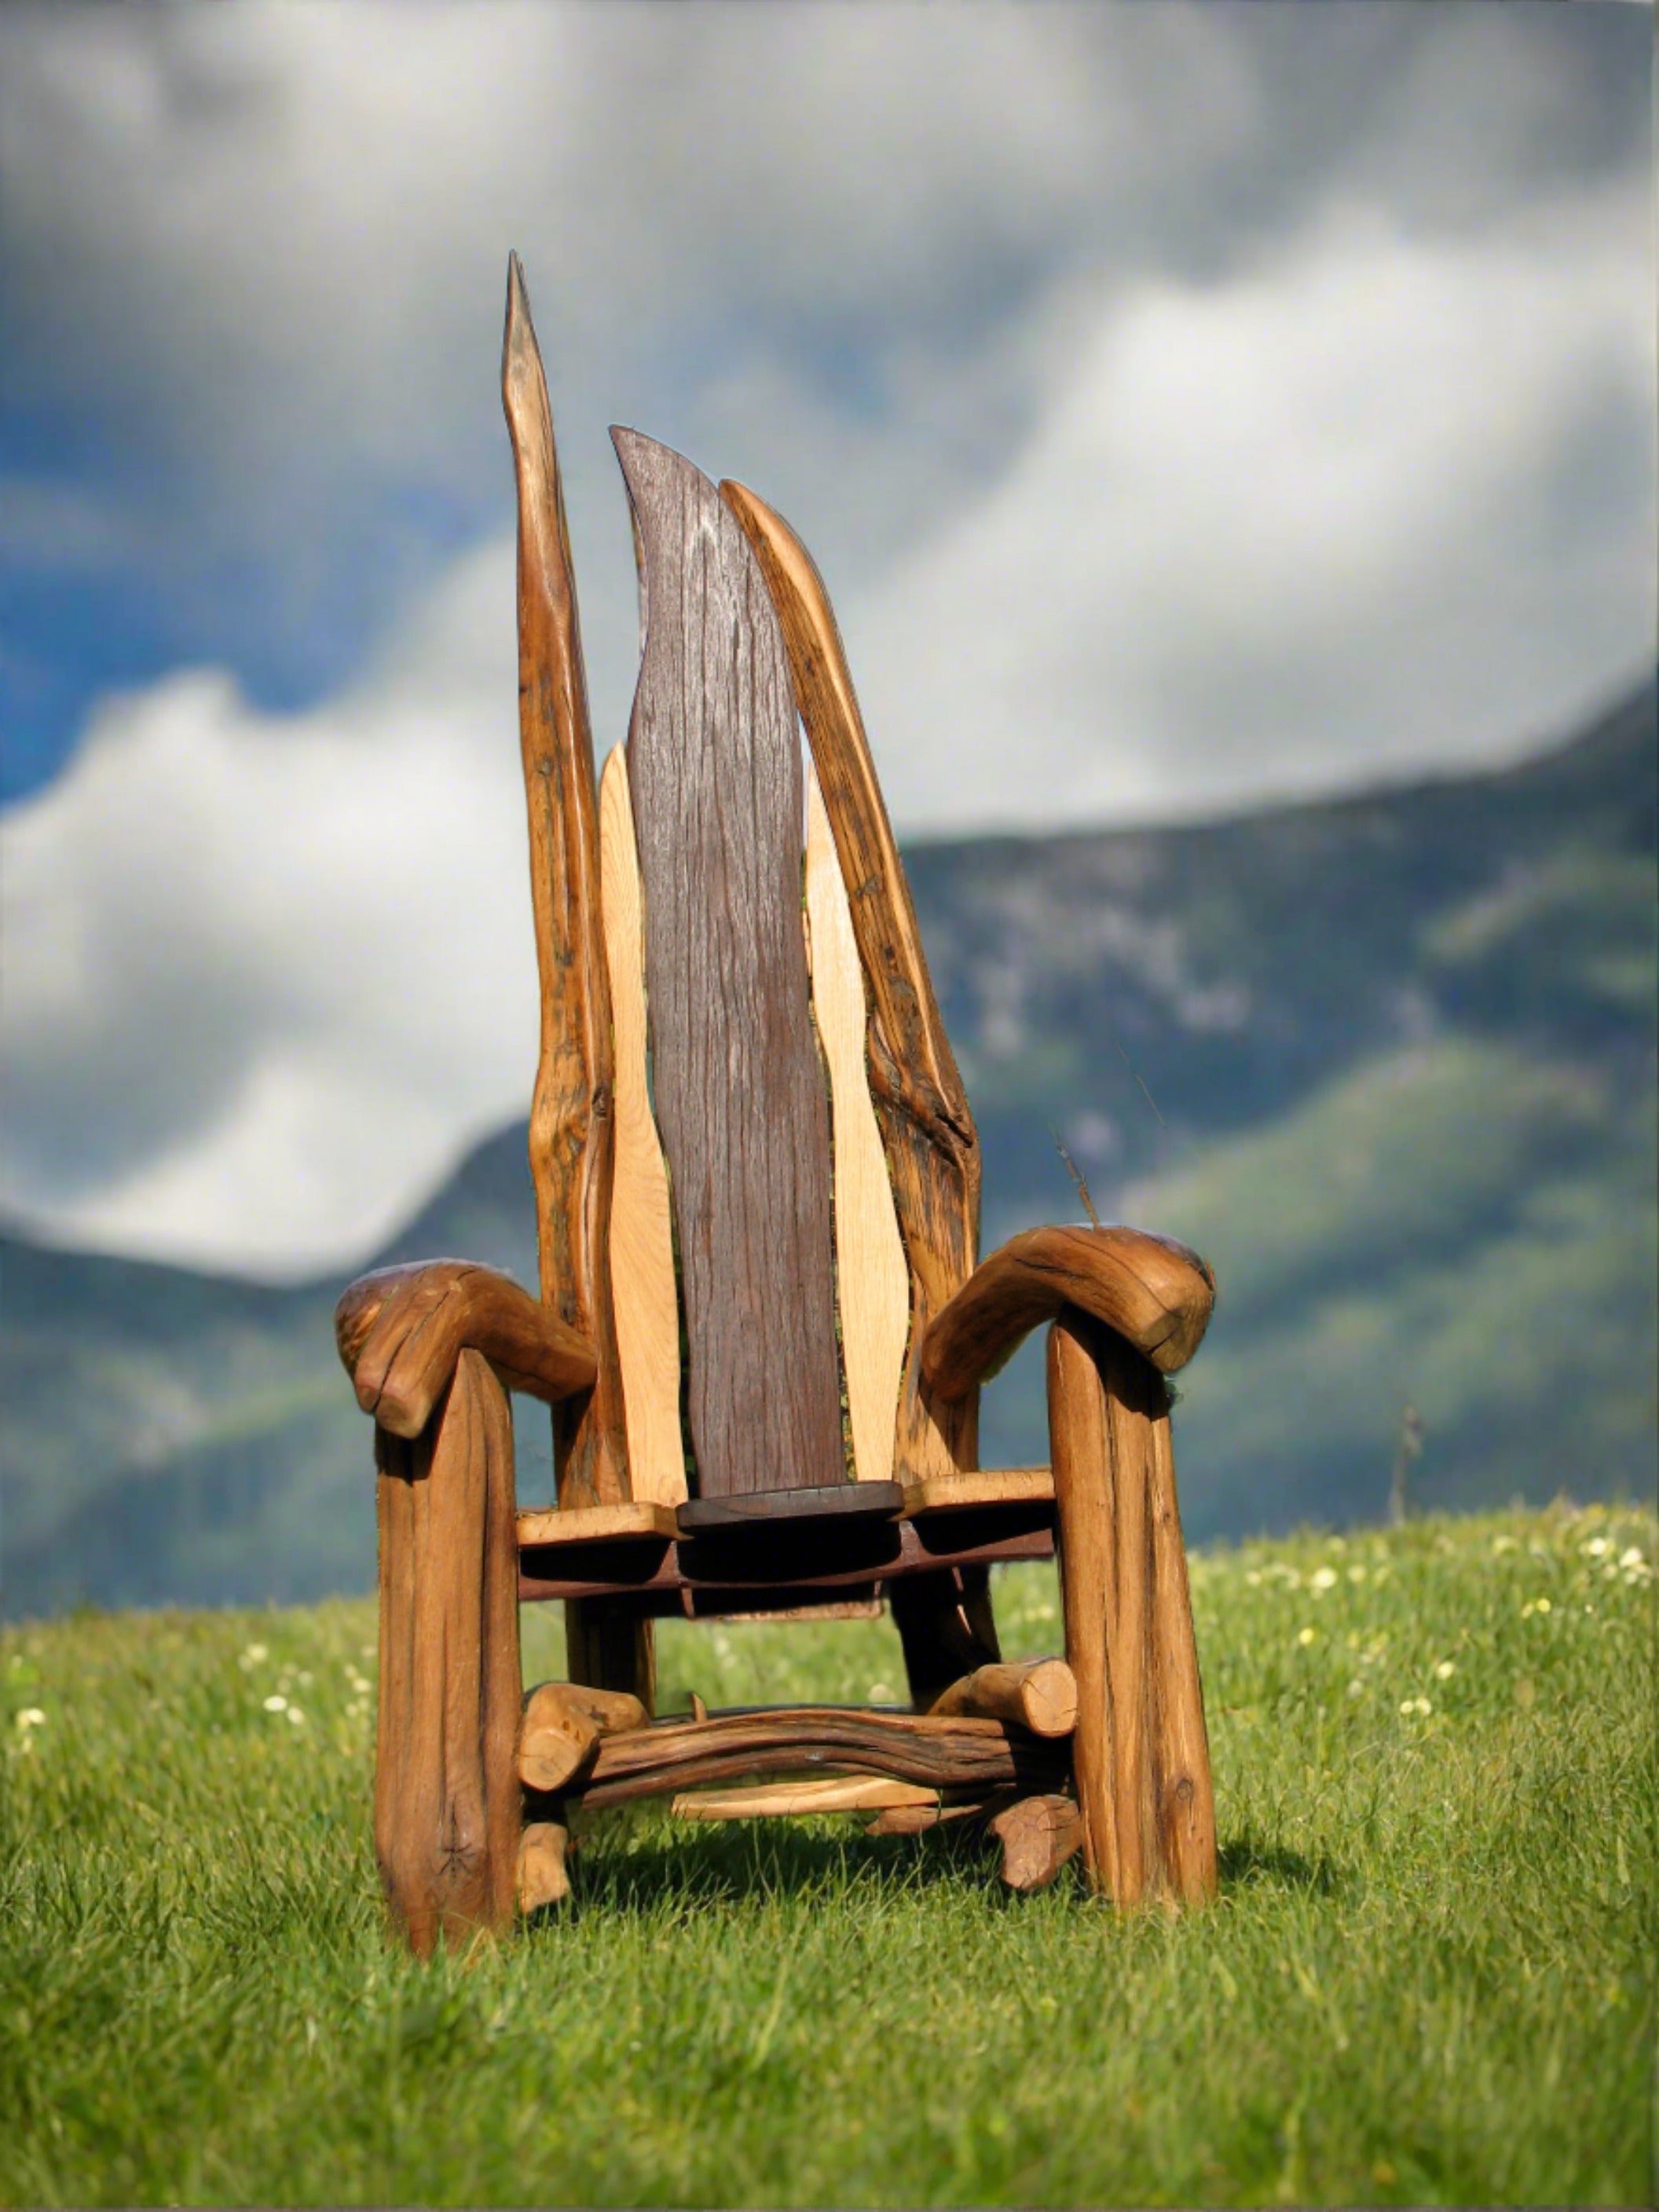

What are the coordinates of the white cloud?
(854, 191, 1655, 832)
(1, 539, 538, 1273)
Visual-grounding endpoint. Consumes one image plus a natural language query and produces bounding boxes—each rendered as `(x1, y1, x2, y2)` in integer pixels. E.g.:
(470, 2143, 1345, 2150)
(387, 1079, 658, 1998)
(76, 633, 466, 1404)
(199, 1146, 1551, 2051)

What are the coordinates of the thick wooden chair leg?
(375, 1349, 522, 1954)
(1047, 1306, 1216, 1907)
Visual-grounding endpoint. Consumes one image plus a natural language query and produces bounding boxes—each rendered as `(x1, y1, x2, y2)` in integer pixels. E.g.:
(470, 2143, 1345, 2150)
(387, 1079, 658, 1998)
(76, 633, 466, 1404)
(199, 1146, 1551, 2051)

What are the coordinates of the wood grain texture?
(515, 1501, 679, 1546)
(924, 1223, 1215, 1403)
(598, 744, 686, 1505)
(373, 1350, 521, 1955)
(929, 1657, 1078, 1737)
(569, 1705, 1069, 1811)
(1047, 1305, 1216, 1908)
(1148, 1402, 1219, 1903)
(804, 765, 908, 1484)
(337, 1260, 595, 1440)
(902, 1468, 1053, 1515)
(613, 428, 842, 1501)
(720, 480, 980, 1485)
(502, 255, 628, 1514)
(990, 1794, 1086, 1892)
(672, 1776, 939, 1819)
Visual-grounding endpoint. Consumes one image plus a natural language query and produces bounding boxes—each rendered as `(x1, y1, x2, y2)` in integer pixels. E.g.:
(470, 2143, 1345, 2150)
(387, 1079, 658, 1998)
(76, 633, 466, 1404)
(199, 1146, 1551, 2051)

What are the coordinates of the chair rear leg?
(1046, 1305, 1216, 1906)
(565, 1602, 656, 1716)
(375, 1349, 522, 1954)
(890, 1566, 1002, 1712)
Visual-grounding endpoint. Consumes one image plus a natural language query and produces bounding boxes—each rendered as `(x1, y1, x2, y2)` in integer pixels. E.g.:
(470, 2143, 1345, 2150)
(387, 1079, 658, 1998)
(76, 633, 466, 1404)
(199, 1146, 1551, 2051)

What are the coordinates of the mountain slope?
(3, 675, 1653, 1614)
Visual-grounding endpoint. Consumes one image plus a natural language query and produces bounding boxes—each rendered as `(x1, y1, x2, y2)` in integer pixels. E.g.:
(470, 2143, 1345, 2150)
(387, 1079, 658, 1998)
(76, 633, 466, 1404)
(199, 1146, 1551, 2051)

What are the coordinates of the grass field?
(3, 1502, 1654, 2207)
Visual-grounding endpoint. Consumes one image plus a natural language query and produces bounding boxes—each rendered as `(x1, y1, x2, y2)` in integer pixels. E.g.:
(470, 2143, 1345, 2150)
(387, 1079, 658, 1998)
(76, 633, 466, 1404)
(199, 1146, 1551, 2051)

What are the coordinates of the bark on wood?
(598, 744, 686, 1505)
(337, 1261, 595, 1439)
(990, 1793, 1086, 1892)
(672, 1775, 939, 1819)
(516, 1821, 571, 1914)
(374, 1350, 521, 1954)
(804, 765, 908, 1484)
(502, 254, 629, 1514)
(929, 1657, 1078, 1738)
(518, 1678, 650, 1792)
(569, 1704, 1068, 1812)
(925, 1224, 1215, 1403)
(614, 430, 843, 1501)
(720, 480, 980, 1485)
(1047, 1306, 1216, 1908)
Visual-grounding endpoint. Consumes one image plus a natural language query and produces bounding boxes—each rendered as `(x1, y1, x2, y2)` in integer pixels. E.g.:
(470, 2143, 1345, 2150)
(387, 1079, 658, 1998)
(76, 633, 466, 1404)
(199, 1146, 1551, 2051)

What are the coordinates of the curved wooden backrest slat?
(804, 765, 909, 1485)
(613, 428, 844, 1500)
(720, 480, 980, 1481)
(598, 745, 687, 1506)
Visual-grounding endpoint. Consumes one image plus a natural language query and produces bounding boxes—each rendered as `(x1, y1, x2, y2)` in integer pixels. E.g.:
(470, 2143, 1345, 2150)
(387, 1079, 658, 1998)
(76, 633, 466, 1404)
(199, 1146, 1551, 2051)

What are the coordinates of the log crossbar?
(334, 251, 1221, 1949)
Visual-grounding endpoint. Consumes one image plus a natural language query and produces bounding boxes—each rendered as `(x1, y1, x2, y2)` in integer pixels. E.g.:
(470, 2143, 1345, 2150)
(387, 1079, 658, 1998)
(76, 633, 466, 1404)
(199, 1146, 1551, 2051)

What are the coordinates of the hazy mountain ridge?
(4, 675, 1653, 1615)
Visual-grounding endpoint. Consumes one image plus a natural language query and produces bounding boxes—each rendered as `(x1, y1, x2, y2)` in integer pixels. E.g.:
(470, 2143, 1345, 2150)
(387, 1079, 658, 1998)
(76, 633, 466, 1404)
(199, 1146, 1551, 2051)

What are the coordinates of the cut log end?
(990, 1793, 1085, 1892)
(518, 1679, 650, 1793)
(516, 1821, 571, 1914)
(928, 1657, 1078, 1738)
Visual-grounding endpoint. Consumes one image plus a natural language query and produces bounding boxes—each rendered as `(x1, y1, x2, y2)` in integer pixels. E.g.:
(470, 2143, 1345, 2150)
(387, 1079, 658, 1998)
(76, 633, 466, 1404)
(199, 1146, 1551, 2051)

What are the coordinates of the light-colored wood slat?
(515, 1502, 679, 1547)
(721, 480, 980, 1486)
(901, 1467, 1053, 1515)
(804, 765, 909, 1484)
(671, 1776, 939, 1820)
(599, 745, 687, 1506)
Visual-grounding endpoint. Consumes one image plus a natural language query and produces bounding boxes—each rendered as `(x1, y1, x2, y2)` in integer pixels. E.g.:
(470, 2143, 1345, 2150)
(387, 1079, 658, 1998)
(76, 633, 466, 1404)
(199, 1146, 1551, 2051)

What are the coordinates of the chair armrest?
(334, 1259, 597, 1439)
(920, 1224, 1214, 1402)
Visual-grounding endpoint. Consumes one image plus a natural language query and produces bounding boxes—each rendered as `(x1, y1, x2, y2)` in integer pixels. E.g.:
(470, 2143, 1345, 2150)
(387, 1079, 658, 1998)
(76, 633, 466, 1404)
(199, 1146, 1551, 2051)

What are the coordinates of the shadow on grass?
(1218, 1833, 1347, 1896)
(533, 1813, 1059, 1922)
(521, 1818, 1347, 1926)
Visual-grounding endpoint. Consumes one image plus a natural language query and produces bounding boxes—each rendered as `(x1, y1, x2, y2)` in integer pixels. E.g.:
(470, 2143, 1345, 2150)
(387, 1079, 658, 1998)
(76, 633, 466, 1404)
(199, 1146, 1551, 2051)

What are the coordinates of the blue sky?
(1, 1, 1653, 1276)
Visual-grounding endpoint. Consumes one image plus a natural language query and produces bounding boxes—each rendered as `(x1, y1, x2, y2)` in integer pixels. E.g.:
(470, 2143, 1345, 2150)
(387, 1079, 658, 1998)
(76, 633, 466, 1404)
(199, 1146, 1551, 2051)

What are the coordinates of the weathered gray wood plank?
(612, 428, 843, 1500)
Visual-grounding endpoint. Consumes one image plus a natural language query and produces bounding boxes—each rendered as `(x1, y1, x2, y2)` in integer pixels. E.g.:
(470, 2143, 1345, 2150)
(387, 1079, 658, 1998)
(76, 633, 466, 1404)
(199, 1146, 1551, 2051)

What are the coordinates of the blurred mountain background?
(4, 673, 1654, 1618)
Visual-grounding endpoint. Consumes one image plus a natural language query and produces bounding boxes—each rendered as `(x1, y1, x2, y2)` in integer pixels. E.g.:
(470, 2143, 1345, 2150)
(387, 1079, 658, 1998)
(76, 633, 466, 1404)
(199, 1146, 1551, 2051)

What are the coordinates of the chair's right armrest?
(920, 1222, 1214, 1404)
(335, 1259, 597, 1440)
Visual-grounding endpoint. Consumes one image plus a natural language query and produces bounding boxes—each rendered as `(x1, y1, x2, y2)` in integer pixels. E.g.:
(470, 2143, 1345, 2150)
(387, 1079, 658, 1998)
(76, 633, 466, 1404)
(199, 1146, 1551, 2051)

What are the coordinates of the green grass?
(3, 1503, 1654, 2207)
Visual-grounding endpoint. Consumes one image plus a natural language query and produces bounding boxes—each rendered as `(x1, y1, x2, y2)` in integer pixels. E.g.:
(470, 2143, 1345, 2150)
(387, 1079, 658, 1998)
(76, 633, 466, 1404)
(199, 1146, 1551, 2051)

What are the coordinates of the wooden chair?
(335, 257, 1218, 1954)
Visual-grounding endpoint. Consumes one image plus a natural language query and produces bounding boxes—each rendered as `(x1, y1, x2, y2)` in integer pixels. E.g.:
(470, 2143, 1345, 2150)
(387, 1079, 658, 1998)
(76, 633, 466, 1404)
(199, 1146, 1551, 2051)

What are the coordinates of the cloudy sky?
(2, 1, 1653, 1278)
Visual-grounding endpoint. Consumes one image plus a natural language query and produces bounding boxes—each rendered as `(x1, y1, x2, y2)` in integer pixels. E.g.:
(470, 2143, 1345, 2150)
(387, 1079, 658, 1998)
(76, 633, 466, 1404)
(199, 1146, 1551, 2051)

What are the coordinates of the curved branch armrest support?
(335, 1259, 598, 1440)
(921, 1224, 1214, 1403)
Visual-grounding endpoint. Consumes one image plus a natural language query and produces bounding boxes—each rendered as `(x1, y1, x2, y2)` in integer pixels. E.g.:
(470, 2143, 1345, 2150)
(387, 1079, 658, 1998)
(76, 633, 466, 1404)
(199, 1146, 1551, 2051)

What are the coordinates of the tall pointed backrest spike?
(613, 427, 844, 1500)
(501, 258, 629, 1510)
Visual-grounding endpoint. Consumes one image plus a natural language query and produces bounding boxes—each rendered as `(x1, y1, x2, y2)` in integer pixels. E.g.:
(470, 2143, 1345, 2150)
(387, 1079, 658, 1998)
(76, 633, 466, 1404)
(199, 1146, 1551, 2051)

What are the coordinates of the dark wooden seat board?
(676, 1480, 903, 1533)
(612, 429, 844, 1503)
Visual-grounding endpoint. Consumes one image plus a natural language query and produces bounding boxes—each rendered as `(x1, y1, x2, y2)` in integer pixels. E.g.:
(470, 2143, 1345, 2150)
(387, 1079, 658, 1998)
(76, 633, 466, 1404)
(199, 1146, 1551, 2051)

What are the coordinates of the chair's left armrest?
(921, 1223, 1214, 1403)
(335, 1258, 597, 1440)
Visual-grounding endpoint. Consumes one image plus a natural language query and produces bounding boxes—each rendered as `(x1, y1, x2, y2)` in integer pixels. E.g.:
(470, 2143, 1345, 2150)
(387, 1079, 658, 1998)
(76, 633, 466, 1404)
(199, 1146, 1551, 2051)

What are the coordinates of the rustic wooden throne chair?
(335, 258, 1218, 1954)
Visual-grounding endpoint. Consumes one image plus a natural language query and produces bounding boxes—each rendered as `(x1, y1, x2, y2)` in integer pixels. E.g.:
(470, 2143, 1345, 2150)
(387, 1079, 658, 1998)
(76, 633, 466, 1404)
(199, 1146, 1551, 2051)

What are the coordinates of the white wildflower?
(1296, 1627, 1317, 1647)
(14, 1708, 45, 1730)
(263, 1694, 289, 1713)
(1434, 1660, 1456, 1681)
(1310, 1567, 1338, 1593)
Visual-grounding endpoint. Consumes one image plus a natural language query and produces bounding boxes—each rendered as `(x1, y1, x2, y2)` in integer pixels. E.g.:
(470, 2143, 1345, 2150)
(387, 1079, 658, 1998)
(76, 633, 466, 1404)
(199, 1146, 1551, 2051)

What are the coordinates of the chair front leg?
(1046, 1305, 1216, 1907)
(375, 1348, 522, 1954)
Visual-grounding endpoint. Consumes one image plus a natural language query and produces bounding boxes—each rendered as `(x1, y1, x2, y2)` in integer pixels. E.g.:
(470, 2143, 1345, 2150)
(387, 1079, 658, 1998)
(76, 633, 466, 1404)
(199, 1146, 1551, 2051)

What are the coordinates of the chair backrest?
(595, 430, 976, 1508)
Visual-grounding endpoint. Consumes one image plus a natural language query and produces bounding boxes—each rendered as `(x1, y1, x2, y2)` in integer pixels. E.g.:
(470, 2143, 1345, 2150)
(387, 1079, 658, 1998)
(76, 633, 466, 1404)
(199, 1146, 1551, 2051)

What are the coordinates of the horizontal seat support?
(516, 1497, 1056, 1613)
